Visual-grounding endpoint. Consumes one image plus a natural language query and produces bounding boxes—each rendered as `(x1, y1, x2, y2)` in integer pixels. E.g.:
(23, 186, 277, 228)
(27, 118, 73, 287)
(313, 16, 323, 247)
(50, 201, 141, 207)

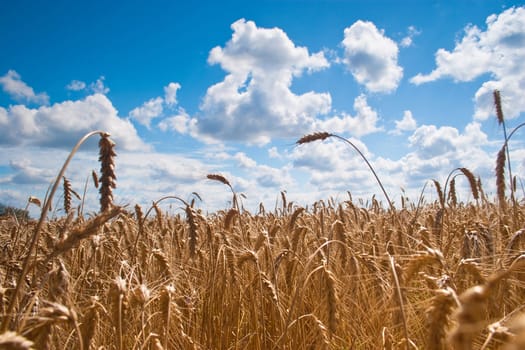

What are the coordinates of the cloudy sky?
(1, 0, 524, 216)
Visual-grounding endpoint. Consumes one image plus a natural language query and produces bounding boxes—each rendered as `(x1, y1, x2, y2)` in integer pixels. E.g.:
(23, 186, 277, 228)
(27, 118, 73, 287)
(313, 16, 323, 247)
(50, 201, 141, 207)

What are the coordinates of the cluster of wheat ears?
(0, 91, 525, 349)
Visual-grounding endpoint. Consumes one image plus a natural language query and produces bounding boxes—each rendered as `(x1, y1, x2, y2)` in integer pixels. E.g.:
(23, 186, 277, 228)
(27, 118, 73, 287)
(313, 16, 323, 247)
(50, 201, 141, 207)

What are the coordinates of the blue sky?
(1, 0, 524, 215)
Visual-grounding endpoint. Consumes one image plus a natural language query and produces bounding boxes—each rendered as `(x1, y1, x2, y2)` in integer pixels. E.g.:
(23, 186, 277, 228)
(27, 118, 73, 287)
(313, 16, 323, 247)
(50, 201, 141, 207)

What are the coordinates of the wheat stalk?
(496, 146, 507, 207)
(389, 254, 409, 350)
(296, 132, 395, 213)
(1, 130, 110, 332)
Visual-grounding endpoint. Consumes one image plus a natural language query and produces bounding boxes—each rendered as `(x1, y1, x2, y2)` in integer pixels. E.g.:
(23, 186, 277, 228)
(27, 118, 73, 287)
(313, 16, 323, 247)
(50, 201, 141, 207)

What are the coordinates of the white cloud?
(131, 82, 183, 128)
(0, 107, 7, 124)
(205, 148, 294, 192)
(66, 80, 87, 91)
(234, 152, 257, 168)
(8, 159, 54, 184)
(67, 77, 110, 94)
(164, 82, 181, 106)
(268, 146, 281, 159)
(341, 21, 403, 93)
(0, 70, 49, 105)
(190, 19, 331, 145)
(89, 76, 110, 94)
(158, 110, 194, 134)
(0, 94, 148, 151)
(400, 26, 421, 48)
(391, 121, 495, 201)
(410, 6, 525, 120)
(254, 164, 293, 188)
(391, 110, 417, 135)
(0, 146, 219, 216)
(314, 94, 382, 137)
(408, 122, 488, 159)
(129, 97, 164, 128)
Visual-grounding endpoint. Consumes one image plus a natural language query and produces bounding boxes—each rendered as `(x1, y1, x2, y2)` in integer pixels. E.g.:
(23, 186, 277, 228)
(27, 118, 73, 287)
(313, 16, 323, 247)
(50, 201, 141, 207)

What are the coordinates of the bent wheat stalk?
(297, 132, 395, 213)
(0, 130, 111, 332)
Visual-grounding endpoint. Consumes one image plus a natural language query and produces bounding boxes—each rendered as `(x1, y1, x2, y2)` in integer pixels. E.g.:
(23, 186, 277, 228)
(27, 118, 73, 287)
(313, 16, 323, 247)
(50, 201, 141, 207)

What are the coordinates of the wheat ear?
(426, 288, 457, 350)
(323, 266, 338, 338)
(432, 180, 445, 208)
(186, 205, 198, 257)
(80, 300, 100, 350)
(98, 133, 117, 212)
(0, 331, 34, 350)
(448, 177, 458, 207)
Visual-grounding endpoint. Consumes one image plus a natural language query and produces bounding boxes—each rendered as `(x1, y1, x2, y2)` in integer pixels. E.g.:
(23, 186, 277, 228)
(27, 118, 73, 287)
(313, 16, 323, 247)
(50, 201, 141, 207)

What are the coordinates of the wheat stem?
(0, 130, 108, 333)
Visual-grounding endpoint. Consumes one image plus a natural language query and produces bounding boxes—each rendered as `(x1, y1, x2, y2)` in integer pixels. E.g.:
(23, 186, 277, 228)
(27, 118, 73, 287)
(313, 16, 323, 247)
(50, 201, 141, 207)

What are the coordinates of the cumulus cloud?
(66, 80, 87, 91)
(400, 26, 421, 48)
(234, 152, 257, 168)
(0, 94, 148, 151)
(129, 97, 164, 128)
(164, 82, 181, 106)
(268, 146, 281, 159)
(390, 110, 417, 135)
(66, 77, 110, 94)
(8, 159, 54, 184)
(158, 110, 194, 134)
(402, 122, 491, 191)
(408, 122, 488, 159)
(410, 6, 525, 119)
(341, 21, 403, 93)
(203, 149, 293, 192)
(89, 76, 110, 94)
(188, 19, 332, 145)
(0, 70, 49, 105)
(130, 82, 182, 128)
(390, 121, 495, 201)
(314, 94, 382, 137)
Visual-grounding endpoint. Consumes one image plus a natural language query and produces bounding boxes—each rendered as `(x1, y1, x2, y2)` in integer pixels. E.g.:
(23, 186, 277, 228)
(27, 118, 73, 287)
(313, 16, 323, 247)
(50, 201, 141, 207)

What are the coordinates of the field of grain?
(1, 92, 525, 349)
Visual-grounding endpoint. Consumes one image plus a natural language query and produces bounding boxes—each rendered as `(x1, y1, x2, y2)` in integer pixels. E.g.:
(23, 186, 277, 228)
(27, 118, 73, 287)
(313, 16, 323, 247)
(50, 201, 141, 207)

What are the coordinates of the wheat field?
(1, 92, 525, 349)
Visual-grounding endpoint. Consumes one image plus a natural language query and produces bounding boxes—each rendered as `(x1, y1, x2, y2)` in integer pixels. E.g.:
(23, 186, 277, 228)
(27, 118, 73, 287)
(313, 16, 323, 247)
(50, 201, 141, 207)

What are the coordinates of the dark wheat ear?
(296, 132, 332, 145)
(432, 180, 445, 208)
(207, 174, 232, 188)
(458, 168, 479, 201)
(186, 205, 198, 257)
(63, 176, 80, 214)
(98, 133, 117, 212)
(92, 169, 99, 189)
(63, 176, 73, 213)
(448, 177, 457, 207)
(493, 90, 504, 125)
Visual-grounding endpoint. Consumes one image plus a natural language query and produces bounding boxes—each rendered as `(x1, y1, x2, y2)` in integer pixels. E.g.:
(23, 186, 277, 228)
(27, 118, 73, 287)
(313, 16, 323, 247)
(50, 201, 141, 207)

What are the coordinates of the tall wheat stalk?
(296, 132, 395, 213)
(1, 131, 115, 332)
